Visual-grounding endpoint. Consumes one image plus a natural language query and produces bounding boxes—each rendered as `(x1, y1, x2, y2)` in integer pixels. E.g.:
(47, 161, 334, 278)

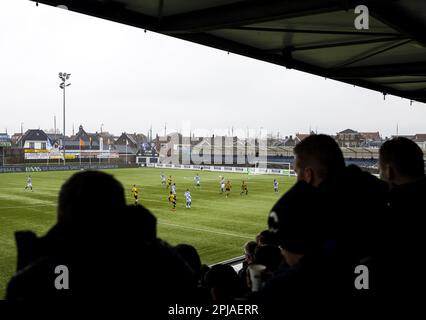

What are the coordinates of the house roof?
(391, 134, 415, 139)
(270, 136, 295, 147)
(46, 133, 64, 142)
(295, 133, 310, 141)
(32, 0, 426, 104)
(22, 129, 50, 142)
(360, 132, 381, 140)
(72, 125, 99, 143)
(338, 129, 359, 134)
(115, 133, 138, 145)
(131, 133, 148, 144)
(414, 133, 426, 142)
(98, 132, 115, 139)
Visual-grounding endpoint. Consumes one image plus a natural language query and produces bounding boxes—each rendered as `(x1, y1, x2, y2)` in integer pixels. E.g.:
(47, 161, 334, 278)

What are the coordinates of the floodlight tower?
(59, 72, 71, 163)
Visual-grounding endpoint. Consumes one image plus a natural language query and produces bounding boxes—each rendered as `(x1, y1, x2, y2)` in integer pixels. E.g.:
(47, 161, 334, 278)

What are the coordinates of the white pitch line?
(0, 203, 56, 209)
(158, 220, 252, 239)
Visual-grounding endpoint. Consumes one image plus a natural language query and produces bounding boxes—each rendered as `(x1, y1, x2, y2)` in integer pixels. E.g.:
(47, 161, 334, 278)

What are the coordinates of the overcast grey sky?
(1, 0, 425, 138)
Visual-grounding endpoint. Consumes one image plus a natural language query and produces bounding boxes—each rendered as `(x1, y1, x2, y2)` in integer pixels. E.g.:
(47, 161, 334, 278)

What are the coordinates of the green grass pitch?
(0, 167, 296, 298)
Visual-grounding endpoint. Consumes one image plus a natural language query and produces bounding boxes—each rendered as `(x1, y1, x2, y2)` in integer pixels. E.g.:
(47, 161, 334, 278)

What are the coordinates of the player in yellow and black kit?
(131, 184, 139, 205)
(240, 180, 248, 196)
(168, 191, 177, 211)
(167, 176, 173, 189)
(225, 180, 231, 198)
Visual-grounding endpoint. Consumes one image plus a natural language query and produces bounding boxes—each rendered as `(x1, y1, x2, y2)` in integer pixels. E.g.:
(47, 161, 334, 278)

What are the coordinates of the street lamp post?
(20, 122, 23, 148)
(59, 72, 71, 164)
(100, 124, 104, 165)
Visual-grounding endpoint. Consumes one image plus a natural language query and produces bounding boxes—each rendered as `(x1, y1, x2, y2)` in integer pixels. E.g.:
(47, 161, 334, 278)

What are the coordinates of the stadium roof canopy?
(31, 0, 426, 104)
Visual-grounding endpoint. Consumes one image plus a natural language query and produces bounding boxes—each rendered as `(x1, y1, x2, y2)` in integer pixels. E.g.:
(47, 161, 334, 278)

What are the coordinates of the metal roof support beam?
(329, 62, 426, 78)
(368, 2, 426, 47)
(160, 0, 344, 34)
(175, 32, 323, 74)
(379, 79, 426, 85)
(333, 39, 412, 69)
(177, 32, 426, 103)
(264, 36, 407, 54)
(230, 26, 402, 37)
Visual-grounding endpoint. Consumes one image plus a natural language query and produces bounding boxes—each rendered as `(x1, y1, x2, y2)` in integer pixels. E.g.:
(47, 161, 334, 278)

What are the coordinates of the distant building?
(67, 125, 100, 150)
(21, 129, 52, 150)
(388, 133, 426, 149)
(360, 132, 381, 142)
(11, 133, 23, 147)
(279, 136, 296, 147)
(153, 133, 182, 159)
(295, 131, 315, 144)
(336, 129, 362, 147)
(45, 133, 64, 149)
(360, 132, 383, 148)
(114, 133, 144, 163)
(0, 133, 11, 147)
(98, 131, 116, 146)
(414, 134, 426, 149)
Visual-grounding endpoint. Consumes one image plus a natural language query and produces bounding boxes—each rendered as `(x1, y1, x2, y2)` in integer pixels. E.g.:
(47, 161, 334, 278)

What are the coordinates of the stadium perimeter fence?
(0, 163, 138, 174)
(0, 162, 296, 176)
(152, 163, 296, 176)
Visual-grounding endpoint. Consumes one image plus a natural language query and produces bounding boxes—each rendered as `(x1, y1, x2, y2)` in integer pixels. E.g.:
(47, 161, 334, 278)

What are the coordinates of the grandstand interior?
(0, 0, 425, 310)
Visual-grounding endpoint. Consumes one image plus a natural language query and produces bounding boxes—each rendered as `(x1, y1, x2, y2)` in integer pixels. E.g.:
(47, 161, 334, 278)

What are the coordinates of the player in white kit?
(194, 174, 201, 189)
(273, 179, 279, 193)
(24, 175, 33, 192)
(184, 189, 192, 208)
(220, 176, 225, 194)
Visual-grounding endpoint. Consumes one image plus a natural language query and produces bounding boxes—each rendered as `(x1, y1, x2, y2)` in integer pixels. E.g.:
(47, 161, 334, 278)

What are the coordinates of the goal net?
(248, 161, 293, 176)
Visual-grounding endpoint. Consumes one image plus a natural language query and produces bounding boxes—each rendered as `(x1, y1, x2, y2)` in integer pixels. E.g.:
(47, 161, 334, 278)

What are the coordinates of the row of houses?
(268, 129, 426, 149)
(1, 127, 425, 165)
(0, 125, 156, 164)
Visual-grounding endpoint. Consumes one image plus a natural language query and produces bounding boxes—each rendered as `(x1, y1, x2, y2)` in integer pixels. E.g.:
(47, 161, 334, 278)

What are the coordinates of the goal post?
(248, 161, 292, 176)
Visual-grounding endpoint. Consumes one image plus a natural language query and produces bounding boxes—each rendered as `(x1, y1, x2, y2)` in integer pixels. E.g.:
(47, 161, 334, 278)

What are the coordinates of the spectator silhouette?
(293, 134, 345, 187)
(205, 264, 242, 302)
(6, 171, 196, 303)
(379, 137, 425, 209)
(293, 134, 389, 278)
(258, 181, 340, 318)
(238, 241, 258, 293)
(253, 244, 283, 274)
(175, 244, 202, 280)
(175, 244, 211, 302)
(255, 230, 277, 246)
(379, 137, 426, 294)
(243, 241, 258, 265)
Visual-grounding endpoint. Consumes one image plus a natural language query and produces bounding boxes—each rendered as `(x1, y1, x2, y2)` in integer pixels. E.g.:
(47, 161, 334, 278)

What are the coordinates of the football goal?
(248, 161, 293, 176)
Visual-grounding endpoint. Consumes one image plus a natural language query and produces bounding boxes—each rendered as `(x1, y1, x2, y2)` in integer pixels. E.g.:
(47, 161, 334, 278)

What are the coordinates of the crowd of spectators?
(4, 135, 424, 317)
